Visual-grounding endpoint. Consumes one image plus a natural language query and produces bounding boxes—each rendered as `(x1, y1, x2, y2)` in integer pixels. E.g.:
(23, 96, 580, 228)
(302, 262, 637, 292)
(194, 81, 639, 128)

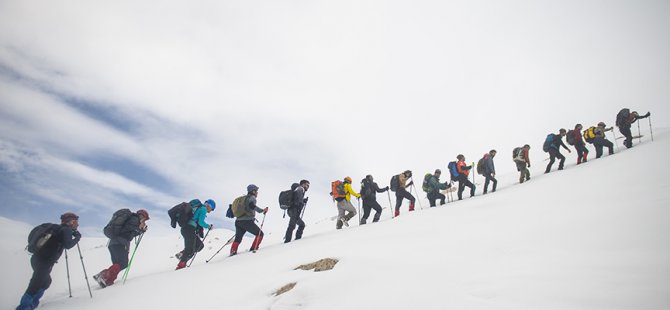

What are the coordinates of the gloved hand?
(170, 219, 177, 229)
(644, 112, 651, 117)
(407, 181, 414, 187)
(384, 186, 390, 191)
(303, 197, 309, 203)
(263, 207, 269, 214)
(209, 224, 214, 230)
(527, 163, 531, 168)
(73, 230, 82, 238)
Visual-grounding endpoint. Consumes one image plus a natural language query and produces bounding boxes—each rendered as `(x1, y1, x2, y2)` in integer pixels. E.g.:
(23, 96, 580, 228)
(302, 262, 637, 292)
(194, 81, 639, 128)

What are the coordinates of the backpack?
(27, 223, 61, 255)
(542, 134, 555, 152)
(566, 130, 576, 145)
(103, 209, 132, 238)
(168, 199, 202, 228)
(447, 161, 459, 181)
(476, 155, 487, 175)
(225, 204, 234, 218)
(616, 108, 630, 128)
(278, 183, 300, 210)
(512, 147, 523, 161)
(331, 180, 346, 200)
(583, 127, 596, 144)
(389, 175, 400, 192)
(422, 173, 434, 192)
(231, 195, 248, 218)
(360, 179, 373, 199)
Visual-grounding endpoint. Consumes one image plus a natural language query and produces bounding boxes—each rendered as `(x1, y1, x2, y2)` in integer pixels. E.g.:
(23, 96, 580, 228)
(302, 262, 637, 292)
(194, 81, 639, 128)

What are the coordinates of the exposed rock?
(294, 258, 339, 272)
(274, 282, 297, 296)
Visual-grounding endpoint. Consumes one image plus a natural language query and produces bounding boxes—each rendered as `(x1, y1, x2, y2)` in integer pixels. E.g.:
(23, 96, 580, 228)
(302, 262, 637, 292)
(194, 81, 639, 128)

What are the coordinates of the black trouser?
(575, 142, 589, 163)
(593, 137, 614, 158)
(457, 175, 475, 200)
(515, 161, 530, 183)
(25, 255, 55, 295)
(235, 219, 264, 250)
(483, 172, 497, 193)
(395, 188, 415, 211)
(284, 207, 305, 242)
(180, 226, 203, 262)
(546, 148, 565, 172)
(427, 191, 445, 207)
(619, 126, 634, 148)
(108, 244, 129, 270)
(361, 199, 383, 223)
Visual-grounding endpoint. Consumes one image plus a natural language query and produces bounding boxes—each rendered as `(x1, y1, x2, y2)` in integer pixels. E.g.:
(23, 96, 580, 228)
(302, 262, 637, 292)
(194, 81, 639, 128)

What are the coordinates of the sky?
(1, 0, 669, 234)
(2, 131, 669, 309)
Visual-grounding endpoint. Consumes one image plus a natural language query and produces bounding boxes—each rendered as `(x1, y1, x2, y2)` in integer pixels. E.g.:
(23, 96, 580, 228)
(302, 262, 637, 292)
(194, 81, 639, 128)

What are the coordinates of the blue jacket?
(189, 206, 211, 229)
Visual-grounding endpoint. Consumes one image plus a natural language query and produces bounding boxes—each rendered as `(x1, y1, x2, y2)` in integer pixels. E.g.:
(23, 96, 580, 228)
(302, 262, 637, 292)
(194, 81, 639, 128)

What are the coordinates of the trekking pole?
(65, 250, 72, 298)
(357, 198, 361, 225)
(649, 116, 654, 141)
(206, 234, 235, 263)
(611, 129, 620, 152)
(76, 244, 93, 298)
(188, 226, 212, 267)
(300, 201, 308, 219)
(122, 232, 144, 284)
(387, 191, 394, 219)
(637, 121, 642, 143)
(252, 213, 267, 252)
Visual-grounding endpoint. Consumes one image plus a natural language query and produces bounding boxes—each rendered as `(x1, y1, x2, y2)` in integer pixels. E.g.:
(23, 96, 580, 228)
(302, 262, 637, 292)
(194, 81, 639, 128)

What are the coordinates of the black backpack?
(566, 130, 576, 145)
(616, 108, 630, 128)
(278, 183, 300, 210)
(27, 223, 62, 256)
(476, 155, 486, 175)
(168, 200, 202, 228)
(360, 179, 373, 199)
(512, 147, 522, 161)
(103, 209, 132, 238)
(389, 175, 400, 192)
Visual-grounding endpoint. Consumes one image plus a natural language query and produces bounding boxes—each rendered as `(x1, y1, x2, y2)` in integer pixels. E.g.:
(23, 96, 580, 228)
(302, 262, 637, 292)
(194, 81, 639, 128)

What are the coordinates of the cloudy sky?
(1, 0, 669, 233)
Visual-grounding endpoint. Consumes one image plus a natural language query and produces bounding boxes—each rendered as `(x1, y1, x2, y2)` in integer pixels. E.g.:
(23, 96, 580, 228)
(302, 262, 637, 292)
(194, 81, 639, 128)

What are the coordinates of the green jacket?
(428, 175, 449, 193)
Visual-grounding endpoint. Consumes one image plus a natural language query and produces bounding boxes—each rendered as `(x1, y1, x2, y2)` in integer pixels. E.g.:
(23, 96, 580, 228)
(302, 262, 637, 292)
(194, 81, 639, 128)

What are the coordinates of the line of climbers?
(16, 108, 652, 309)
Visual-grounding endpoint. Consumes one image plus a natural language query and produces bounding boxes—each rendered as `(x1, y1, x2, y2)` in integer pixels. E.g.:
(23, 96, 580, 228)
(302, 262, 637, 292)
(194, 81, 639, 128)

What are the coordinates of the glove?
(170, 219, 177, 229)
(209, 224, 214, 230)
(644, 112, 651, 117)
(407, 181, 414, 187)
(527, 163, 531, 168)
(303, 197, 309, 203)
(384, 186, 390, 191)
(263, 207, 269, 214)
(73, 230, 82, 238)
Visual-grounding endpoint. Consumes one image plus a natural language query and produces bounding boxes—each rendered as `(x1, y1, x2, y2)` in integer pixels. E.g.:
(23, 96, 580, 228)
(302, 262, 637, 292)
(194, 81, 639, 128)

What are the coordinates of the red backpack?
(330, 180, 345, 200)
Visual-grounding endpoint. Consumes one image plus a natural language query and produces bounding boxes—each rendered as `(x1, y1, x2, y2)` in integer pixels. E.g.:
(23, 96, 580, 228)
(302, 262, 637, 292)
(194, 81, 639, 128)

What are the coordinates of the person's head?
(523, 144, 530, 149)
(204, 199, 216, 213)
(60, 212, 79, 230)
(559, 128, 566, 136)
(575, 124, 583, 130)
(136, 209, 150, 222)
(247, 184, 259, 196)
(597, 122, 606, 128)
(434, 169, 442, 177)
(632, 111, 639, 117)
(365, 175, 373, 182)
(489, 149, 497, 157)
(344, 176, 352, 184)
(403, 170, 412, 178)
(457, 154, 465, 161)
(300, 179, 310, 191)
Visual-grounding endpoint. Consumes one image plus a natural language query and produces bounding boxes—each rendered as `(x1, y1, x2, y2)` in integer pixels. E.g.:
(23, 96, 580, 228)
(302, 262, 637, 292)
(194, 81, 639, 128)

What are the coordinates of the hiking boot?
(175, 261, 187, 270)
(394, 209, 400, 217)
(409, 203, 415, 211)
(340, 217, 349, 227)
(175, 251, 183, 260)
(230, 241, 240, 256)
(93, 272, 107, 288)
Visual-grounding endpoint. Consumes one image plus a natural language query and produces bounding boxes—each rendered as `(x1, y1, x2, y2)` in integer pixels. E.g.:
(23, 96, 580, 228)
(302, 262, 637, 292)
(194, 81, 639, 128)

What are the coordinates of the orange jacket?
(457, 160, 470, 177)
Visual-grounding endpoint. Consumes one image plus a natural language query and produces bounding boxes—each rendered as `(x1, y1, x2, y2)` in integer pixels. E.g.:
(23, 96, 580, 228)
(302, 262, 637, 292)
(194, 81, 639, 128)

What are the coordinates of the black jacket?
(361, 180, 387, 201)
(39, 224, 81, 263)
(109, 214, 143, 248)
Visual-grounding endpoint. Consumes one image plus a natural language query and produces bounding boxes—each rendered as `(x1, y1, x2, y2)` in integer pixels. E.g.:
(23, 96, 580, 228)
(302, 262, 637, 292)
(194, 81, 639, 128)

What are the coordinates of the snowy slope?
(3, 132, 670, 310)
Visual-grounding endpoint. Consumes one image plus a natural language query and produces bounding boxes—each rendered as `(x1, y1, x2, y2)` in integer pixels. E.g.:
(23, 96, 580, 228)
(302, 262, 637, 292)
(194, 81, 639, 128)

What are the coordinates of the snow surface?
(3, 132, 670, 310)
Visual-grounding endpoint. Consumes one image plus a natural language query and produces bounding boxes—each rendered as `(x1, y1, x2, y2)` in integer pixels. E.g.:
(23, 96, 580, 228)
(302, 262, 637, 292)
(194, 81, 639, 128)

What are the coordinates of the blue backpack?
(447, 161, 459, 181)
(543, 134, 555, 152)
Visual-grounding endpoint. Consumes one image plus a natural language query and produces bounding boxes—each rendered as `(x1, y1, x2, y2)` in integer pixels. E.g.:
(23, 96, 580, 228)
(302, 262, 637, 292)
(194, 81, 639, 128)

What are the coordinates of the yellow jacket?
(344, 182, 360, 202)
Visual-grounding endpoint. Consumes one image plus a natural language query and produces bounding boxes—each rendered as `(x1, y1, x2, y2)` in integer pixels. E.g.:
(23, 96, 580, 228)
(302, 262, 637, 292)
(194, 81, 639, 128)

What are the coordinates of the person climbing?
(360, 175, 389, 224)
(481, 150, 497, 194)
(455, 155, 475, 200)
(17, 212, 81, 310)
(335, 176, 360, 229)
(93, 209, 149, 287)
(513, 144, 531, 183)
(544, 128, 571, 173)
(393, 170, 416, 217)
(176, 199, 215, 270)
(593, 122, 615, 158)
(284, 180, 309, 243)
(616, 109, 651, 148)
(230, 185, 268, 255)
(571, 124, 589, 164)
(424, 169, 450, 207)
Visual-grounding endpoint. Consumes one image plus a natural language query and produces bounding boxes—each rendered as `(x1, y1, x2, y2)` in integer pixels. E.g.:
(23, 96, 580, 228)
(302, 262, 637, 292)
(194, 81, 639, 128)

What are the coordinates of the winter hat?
(60, 212, 79, 223)
(136, 209, 150, 220)
(404, 170, 412, 177)
(247, 184, 259, 193)
(559, 128, 566, 134)
(205, 199, 216, 210)
(598, 122, 606, 127)
(457, 154, 465, 161)
(434, 169, 441, 175)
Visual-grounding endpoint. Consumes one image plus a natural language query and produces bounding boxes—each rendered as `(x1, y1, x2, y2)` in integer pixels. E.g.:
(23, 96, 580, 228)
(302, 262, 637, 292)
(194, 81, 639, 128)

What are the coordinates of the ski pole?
(252, 213, 267, 252)
(387, 191, 394, 219)
(300, 201, 308, 219)
(649, 116, 654, 141)
(76, 244, 93, 298)
(637, 121, 642, 144)
(65, 250, 72, 298)
(357, 198, 361, 225)
(611, 129, 619, 152)
(122, 232, 144, 284)
(206, 234, 235, 263)
(188, 226, 212, 267)
(411, 184, 423, 210)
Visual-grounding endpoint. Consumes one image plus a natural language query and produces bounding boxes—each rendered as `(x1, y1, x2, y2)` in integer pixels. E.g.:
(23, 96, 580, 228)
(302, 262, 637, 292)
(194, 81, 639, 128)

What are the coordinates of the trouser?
(575, 142, 589, 164)
(546, 148, 565, 172)
(25, 255, 54, 295)
(394, 188, 415, 211)
(619, 126, 633, 148)
(515, 160, 530, 183)
(483, 172, 497, 193)
(180, 225, 203, 263)
(457, 176, 475, 200)
(336, 199, 357, 229)
(234, 219, 264, 252)
(427, 191, 445, 207)
(95, 244, 128, 285)
(593, 137, 614, 158)
(361, 199, 382, 224)
(284, 207, 305, 242)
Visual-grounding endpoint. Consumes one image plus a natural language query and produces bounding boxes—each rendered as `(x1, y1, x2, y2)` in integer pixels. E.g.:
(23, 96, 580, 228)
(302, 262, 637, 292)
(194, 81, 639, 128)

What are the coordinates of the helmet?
(344, 176, 352, 183)
(205, 199, 216, 210)
(136, 209, 150, 220)
(598, 122, 606, 127)
(247, 184, 259, 193)
(60, 212, 79, 223)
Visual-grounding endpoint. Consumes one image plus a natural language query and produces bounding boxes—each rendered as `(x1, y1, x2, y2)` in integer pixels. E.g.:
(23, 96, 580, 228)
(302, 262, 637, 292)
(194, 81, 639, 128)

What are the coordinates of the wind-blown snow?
(3, 131, 670, 309)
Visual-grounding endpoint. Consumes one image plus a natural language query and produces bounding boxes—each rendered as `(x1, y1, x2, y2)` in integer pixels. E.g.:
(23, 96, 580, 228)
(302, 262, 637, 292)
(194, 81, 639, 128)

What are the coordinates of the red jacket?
(457, 160, 470, 177)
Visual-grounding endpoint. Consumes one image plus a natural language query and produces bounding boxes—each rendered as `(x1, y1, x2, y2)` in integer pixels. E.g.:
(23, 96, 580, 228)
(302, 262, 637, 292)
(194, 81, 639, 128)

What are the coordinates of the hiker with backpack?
(230, 184, 269, 255)
(283, 180, 310, 243)
(592, 122, 615, 158)
(332, 176, 360, 229)
(423, 169, 450, 207)
(616, 109, 651, 148)
(391, 170, 415, 217)
(480, 150, 497, 194)
(18, 212, 81, 310)
(544, 129, 571, 173)
(455, 155, 476, 200)
(93, 209, 149, 288)
(360, 175, 389, 224)
(569, 124, 589, 164)
(513, 145, 531, 183)
(175, 199, 216, 270)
